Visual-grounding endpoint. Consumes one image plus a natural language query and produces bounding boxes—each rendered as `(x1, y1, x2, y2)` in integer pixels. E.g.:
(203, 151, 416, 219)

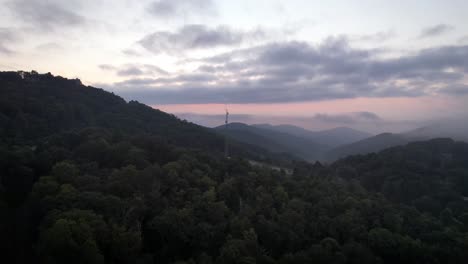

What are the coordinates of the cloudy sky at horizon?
(1, 0, 468, 133)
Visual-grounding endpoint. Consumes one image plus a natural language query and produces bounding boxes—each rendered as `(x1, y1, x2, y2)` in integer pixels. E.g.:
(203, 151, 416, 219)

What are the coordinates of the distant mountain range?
(403, 120, 468, 142)
(215, 123, 372, 161)
(253, 124, 372, 148)
(215, 123, 328, 161)
(325, 119, 468, 161)
(215, 120, 468, 162)
(325, 133, 410, 161)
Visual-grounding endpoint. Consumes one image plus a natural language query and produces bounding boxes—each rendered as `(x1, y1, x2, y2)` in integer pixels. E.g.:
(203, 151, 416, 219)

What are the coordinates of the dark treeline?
(1, 71, 468, 263)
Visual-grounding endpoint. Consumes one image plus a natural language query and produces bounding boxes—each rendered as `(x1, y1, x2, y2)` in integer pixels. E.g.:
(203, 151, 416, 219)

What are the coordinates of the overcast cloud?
(7, 0, 85, 30)
(99, 64, 169, 77)
(0, 28, 18, 54)
(419, 24, 454, 38)
(313, 112, 382, 124)
(138, 24, 266, 54)
(105, 38, 468, 104)
(147, 0, 216, 19)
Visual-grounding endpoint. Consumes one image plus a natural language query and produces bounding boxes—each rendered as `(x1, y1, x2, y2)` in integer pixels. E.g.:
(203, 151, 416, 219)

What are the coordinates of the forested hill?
(1, 71, 468, 264)
(334, 138, 468, 205)
(0, 71, 291, 163)
(325, 133, 410, 161)
(0, 71, 224, 150)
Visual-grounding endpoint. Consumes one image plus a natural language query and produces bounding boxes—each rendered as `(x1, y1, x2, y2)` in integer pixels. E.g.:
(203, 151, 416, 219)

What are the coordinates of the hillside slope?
(403, 119, 468, 142)
(325, 133, 410, 161)
(215, 122, 328, 161)
(334, 138, 468, 204)
(0, 71, 292, 164)
(0, 71, 220, 149)
(254, 124, 372, 148)
(325, 120, 468, 161)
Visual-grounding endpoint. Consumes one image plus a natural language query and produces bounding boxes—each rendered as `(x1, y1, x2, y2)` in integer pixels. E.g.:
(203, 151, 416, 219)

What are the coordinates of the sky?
(1, 0, 468, 133)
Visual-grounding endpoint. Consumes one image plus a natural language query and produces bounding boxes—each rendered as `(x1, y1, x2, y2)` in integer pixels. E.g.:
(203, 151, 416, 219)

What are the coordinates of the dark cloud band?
(147, 0, 216, 19)
(138, 24, 266, 54)
(420, 24, 454, 38)
(103, 38, 468, 104)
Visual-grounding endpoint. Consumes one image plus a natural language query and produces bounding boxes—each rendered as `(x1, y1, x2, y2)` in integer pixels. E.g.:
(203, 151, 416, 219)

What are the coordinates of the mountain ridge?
(325, 120, 468, 161)
(215, 122, 328, 161)
(252, 123, 373, 148)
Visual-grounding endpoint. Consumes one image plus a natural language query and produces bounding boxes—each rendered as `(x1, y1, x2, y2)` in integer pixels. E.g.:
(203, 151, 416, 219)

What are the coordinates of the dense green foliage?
(1, 71, 468, 263)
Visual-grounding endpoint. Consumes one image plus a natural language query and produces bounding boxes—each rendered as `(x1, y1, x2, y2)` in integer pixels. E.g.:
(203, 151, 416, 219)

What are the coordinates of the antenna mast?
(224, 106, 229, 159)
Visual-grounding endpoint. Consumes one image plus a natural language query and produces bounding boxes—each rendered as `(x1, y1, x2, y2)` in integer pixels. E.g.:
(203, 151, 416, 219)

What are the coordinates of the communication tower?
(224, 107, 229, 159)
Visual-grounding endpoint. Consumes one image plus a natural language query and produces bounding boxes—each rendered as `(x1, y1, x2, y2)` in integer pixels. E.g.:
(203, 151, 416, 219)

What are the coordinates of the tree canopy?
(1, 71, 468, 263)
